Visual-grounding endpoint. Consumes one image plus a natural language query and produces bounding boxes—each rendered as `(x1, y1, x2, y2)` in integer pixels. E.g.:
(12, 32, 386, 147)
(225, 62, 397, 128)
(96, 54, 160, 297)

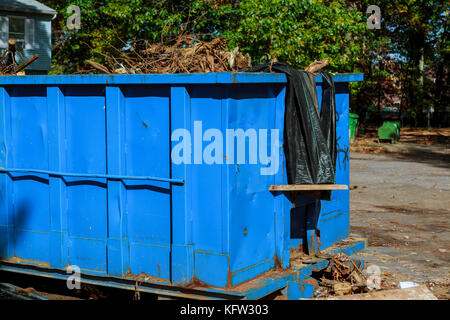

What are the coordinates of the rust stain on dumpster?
(182, 276, 213, 289)
(124, 270, 167, 283)
(7, 255, 50, 268)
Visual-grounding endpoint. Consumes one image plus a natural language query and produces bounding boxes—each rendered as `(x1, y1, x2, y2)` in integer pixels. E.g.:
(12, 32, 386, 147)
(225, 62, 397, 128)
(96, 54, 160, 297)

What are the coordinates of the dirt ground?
(349, 128, 450, 299)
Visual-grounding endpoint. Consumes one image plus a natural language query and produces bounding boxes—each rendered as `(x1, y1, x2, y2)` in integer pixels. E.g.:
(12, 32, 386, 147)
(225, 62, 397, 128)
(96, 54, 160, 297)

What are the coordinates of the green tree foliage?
(348, 0, 449, 125)
(223, 0, 369, 72)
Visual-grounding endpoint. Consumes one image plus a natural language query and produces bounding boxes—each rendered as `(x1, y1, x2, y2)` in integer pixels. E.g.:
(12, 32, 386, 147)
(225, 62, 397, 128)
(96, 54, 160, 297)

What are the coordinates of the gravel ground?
(349, 142, 449, 298)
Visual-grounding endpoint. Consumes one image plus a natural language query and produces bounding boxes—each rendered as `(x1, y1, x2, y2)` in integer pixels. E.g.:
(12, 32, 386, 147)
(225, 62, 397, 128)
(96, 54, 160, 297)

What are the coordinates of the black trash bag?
(247, 62, 337, 186)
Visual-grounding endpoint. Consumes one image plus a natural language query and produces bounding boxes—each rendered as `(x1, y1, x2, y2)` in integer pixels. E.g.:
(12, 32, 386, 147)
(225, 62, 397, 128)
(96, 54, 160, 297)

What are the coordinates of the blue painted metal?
(0, 168, 184, 184)
(0, 72, 363, 299)
(283, 281, 316, 300)
(0, 73, 287, 85)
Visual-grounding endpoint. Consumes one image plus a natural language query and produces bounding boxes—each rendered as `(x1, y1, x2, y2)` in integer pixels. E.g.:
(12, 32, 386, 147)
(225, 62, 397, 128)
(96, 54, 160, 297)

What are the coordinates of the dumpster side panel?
(64, 86, 108, 273)
(47, 86, 68, 269)
(105, 86, 128, 276)
(187, 85, 234, 287)
(170, 86, 194, 285)
(0, 88, 13, 260)
(9, 86, 50, 264)
(186, 84, 288, 287)
(188, 85, 225, 255)
(226, 85, 280, 283)
(171, 84, 288, 287)
(122, 85, 171, 280)
(273, 87, 291, 269)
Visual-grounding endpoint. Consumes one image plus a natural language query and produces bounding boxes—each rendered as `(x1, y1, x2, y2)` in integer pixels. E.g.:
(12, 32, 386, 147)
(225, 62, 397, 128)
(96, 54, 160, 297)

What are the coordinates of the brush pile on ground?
(85, 35, 252, 75)
(312, 252, 371, 298)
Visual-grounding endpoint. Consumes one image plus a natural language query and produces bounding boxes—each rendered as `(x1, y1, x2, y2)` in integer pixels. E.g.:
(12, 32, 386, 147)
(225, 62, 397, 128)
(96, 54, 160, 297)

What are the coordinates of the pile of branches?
(328, 252, 364, 282)
(0, 40, 19, 74)
(0, 40, 39, 75)
(85, 35, 252, 74)
(311, 252, 369, 297)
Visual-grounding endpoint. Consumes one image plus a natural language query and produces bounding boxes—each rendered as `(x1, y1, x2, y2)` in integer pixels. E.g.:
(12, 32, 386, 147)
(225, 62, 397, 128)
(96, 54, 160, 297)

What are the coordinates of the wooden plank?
(269, 184, 348, 191)
(15, 54, 39, 73)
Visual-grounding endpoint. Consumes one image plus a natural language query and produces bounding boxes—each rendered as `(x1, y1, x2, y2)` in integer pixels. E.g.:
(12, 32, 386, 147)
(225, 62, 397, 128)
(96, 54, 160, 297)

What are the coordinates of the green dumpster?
(378, 121, 400, 143)
(349, 113, 359, 142)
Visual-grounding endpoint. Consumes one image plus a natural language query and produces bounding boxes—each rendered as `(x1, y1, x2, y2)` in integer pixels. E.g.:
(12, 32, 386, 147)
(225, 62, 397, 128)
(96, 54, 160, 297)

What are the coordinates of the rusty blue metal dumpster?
(0, 72, 364, 299)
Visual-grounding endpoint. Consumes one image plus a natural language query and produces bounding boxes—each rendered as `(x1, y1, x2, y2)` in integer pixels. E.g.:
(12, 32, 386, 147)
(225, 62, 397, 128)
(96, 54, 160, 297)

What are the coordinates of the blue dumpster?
(0, 73, 364, 299)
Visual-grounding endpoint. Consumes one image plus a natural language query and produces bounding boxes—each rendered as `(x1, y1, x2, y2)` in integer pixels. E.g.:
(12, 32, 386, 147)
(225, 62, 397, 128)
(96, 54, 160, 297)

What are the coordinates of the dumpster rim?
(0, 72, 363, 85)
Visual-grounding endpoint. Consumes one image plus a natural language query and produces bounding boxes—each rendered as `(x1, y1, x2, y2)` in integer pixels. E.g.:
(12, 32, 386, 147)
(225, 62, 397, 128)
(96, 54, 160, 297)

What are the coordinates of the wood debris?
(305, 58, 330, 74)
(312, 252, 368, 298)
(83, 35, 252, 74)
(0, 39, 39, 75)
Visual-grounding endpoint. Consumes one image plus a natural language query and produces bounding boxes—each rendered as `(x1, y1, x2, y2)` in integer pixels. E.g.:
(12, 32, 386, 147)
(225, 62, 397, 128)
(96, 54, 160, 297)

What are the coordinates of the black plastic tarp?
(248, 63, 337, 186)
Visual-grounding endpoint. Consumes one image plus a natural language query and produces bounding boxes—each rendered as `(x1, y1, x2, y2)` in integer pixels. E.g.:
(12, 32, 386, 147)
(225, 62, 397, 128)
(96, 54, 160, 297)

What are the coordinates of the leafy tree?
(348, 0, 449, 125)
(223, 0, 371, 72)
